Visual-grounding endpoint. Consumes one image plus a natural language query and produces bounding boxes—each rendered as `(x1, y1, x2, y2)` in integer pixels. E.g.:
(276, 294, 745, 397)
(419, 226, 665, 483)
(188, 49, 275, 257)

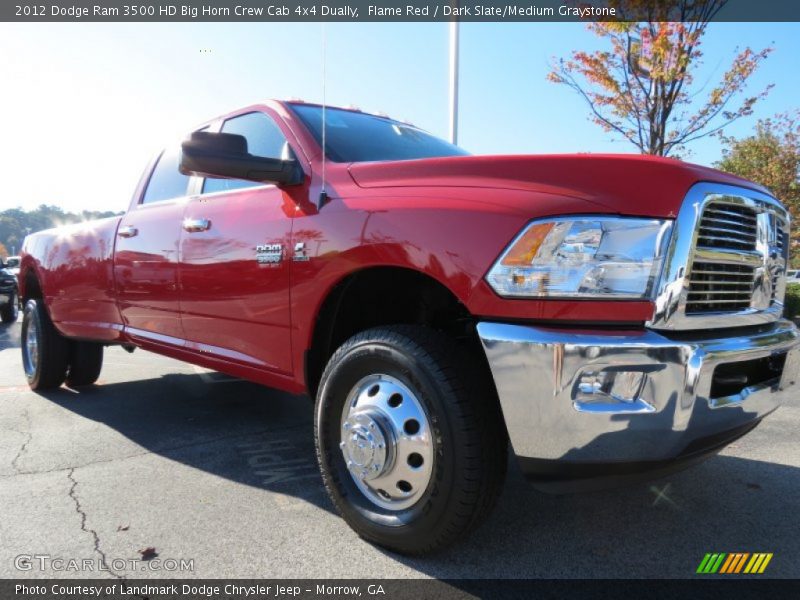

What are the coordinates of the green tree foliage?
(0, 205, 122, 255)
(717, 112, 800, 268)
(785, 284, 800, 320)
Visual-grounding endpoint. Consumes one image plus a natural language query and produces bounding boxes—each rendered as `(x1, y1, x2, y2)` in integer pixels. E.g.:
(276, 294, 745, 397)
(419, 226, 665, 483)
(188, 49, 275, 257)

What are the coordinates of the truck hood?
(348, 154, 770, 218)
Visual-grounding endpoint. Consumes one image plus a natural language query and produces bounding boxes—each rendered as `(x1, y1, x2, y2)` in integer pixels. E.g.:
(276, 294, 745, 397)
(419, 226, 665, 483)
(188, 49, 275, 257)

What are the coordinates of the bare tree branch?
(547, 0, 772, 158)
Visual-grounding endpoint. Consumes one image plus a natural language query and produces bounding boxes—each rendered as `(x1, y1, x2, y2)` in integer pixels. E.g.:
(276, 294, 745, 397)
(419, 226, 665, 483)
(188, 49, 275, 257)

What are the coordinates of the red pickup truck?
(18, 100, 799, 554)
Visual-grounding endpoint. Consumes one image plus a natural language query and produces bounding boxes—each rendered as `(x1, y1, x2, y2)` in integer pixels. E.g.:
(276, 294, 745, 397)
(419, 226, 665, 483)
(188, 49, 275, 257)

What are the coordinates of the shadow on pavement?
(38, 372, 800, 577)
(34, 371, 333, 514)
(4, 319, 798, 576)
(397, 453, 800, 578)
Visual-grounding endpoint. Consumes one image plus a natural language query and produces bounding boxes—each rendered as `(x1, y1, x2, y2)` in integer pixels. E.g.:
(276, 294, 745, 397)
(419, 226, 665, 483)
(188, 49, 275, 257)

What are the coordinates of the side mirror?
(180, 131, 303, 186)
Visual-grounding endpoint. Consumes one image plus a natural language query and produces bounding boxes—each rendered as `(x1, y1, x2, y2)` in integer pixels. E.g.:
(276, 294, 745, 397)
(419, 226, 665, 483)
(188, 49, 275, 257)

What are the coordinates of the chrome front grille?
(686, 200, 763, 315)
(696, 202, 758, 252)
(649, 183, 791, 331)
(685, 262, 756, 314)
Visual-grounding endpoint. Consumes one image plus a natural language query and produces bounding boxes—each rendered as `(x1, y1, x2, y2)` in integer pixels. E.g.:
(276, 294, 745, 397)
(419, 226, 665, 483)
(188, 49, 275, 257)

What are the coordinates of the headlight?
(486, 217, 672, 299)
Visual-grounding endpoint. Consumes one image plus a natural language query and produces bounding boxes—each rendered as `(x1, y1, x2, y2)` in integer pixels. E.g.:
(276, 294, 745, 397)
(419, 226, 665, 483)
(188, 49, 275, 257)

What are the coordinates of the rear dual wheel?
(67, 342, 104, 387)
(21, 299, 104, 390)
(315, 325, 507, 555)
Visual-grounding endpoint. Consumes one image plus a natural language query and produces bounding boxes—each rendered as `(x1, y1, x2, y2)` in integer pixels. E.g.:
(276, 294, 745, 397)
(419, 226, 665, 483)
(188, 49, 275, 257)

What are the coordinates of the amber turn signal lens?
(500, 223, 555, 266)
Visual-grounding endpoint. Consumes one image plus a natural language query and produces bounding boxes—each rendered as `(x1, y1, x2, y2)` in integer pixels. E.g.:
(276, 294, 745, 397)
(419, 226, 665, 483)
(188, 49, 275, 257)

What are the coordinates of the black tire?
(1, 290, 19, 323)
(315, 325, 507, 555)
(21, 299, 69, 390)
(66, 342, 103, 387)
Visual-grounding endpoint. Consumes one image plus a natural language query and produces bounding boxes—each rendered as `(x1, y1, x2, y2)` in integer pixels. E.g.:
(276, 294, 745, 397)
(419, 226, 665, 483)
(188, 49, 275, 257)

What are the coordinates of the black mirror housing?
(180, 131, 303, 186)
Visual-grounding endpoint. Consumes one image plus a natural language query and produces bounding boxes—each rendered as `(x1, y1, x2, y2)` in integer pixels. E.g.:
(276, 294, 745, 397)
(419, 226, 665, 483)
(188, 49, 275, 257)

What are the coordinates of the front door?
(178, 111, 296, 375)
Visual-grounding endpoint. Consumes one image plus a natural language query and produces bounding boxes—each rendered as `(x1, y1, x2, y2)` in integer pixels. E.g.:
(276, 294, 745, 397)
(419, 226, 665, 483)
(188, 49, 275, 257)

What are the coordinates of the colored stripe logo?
(696, 553, 773, 574)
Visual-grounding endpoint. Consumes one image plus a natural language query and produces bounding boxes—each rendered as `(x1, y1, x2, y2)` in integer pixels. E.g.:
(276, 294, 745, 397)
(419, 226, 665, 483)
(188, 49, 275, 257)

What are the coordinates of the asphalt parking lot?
(0, 315, 798, 580)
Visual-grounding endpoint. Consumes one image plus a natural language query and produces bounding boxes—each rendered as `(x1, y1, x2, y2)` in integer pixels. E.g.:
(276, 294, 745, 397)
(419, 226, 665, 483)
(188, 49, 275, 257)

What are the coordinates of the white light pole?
(448, 20, 459, 145)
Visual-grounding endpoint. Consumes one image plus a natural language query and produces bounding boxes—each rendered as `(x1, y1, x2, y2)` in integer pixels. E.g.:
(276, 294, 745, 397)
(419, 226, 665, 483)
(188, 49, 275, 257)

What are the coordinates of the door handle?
(118, 226, 138, 238)
(182, 218, 211, 233)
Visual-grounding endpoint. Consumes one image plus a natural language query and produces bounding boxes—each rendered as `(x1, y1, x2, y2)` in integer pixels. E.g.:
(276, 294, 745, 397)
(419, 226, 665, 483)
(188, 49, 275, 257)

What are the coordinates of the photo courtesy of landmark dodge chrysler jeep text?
(17, 100, 800, 554)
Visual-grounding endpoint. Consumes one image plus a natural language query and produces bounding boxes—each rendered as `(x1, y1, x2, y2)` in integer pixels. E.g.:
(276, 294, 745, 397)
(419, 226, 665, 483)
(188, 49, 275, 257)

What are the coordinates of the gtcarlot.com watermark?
(14, 554, 194, 573)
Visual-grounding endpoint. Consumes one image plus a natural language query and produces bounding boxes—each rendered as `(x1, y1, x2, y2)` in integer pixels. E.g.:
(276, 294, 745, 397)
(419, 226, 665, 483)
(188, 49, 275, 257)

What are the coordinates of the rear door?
(114, 146, 190, 342)
(178, 111, 296, 375)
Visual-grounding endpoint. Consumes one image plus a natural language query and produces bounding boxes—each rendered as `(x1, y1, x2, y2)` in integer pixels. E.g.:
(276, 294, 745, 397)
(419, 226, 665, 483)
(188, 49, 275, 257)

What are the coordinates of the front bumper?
(477, 320, 800, 486)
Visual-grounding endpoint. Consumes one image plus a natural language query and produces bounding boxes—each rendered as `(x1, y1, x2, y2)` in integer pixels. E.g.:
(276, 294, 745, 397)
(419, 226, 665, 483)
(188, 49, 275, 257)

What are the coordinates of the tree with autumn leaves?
(549, 0, 800, 278)
(548, 0, 773, 158)
(717, 113, 800, 268)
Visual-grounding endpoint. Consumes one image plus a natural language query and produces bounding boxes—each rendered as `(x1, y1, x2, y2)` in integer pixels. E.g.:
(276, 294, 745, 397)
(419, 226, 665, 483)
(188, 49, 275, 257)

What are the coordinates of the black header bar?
(3, 0, 800, 22)
(5, 579, 800, 600)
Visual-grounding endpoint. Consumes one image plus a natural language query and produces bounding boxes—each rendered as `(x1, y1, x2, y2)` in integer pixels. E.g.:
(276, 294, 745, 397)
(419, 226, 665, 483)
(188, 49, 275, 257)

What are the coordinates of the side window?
(202, 112, 290, 194)
(141, 147, 191, 204)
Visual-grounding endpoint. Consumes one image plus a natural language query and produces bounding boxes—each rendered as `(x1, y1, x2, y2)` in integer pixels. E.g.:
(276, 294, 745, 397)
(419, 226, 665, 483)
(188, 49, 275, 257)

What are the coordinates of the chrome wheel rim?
(340, 374, 434, 511)
(23, 314, 39, 377)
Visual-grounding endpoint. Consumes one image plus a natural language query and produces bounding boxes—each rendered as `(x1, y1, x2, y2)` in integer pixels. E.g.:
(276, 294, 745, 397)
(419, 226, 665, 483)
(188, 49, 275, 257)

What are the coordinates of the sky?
(0, 21, 798, 214)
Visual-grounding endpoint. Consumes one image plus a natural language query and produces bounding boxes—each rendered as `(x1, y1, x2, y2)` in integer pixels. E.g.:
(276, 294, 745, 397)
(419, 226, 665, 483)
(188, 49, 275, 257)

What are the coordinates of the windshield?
(5, 257, 19, 268)
(289, 103, 469, 163)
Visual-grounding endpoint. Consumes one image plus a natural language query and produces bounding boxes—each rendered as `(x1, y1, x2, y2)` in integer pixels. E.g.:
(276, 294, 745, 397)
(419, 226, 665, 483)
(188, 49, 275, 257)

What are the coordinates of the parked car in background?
(788, 270, 800, 282)
(15, 100, 800, 554)
(3, 256, 21, 277)
(0, 263, 19, 323)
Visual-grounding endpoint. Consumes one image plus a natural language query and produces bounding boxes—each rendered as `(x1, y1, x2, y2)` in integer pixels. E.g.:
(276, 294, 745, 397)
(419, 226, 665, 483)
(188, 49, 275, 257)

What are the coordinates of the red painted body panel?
(114, 199, 186, 341)
(18, 99, 770, 396)
(179, 185, 295, 375)
(348, 153, 768, 218)
(20, 217, 124, 342)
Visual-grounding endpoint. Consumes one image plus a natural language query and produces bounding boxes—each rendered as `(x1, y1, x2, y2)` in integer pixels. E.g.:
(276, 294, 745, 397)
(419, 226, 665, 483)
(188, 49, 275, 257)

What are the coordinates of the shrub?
(785, 283, 800, 320)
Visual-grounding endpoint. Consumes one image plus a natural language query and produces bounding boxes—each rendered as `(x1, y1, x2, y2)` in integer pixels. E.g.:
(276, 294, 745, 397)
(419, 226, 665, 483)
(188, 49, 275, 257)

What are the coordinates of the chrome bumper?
(477, 320, 800, 465)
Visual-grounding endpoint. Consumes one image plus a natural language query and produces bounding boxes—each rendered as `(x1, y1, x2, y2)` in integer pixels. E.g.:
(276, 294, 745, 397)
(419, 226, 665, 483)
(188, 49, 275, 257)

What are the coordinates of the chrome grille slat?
(692, 248, 763, 266)
(685, 298, 756, 305)
(701, 216, 757, 229)
(697, 234, 755, 246)
(698, 225, 757, 238)
(689, 270, 753, 277)
(688, 278, 752, 284)
(703, 207, 758, 220)
(702, 216, 758, 228)
(689, 290, 750, 296)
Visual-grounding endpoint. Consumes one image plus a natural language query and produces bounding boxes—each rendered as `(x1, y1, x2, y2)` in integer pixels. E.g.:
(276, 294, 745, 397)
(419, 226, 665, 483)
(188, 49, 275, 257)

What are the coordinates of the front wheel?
(21, 299, 69, 390)
(315, 325, 507, 555)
